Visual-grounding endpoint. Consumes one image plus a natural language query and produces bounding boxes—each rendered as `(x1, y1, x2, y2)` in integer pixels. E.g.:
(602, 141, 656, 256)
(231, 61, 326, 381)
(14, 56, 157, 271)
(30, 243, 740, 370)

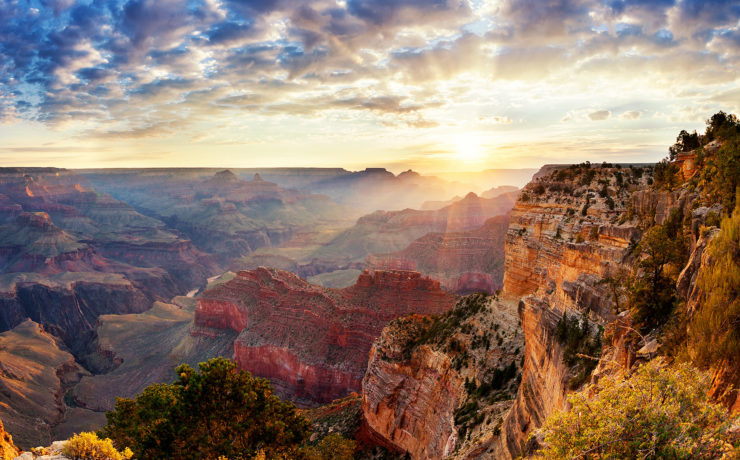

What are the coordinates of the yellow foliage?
(535, 359, 738, 459)
(61, 432, 133, 460)
(300, 433, 356, 460)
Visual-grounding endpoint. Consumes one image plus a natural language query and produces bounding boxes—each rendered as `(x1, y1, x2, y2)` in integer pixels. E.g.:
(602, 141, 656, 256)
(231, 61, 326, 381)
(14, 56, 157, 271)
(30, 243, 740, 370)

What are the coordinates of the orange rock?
(0, 419, 19, 460)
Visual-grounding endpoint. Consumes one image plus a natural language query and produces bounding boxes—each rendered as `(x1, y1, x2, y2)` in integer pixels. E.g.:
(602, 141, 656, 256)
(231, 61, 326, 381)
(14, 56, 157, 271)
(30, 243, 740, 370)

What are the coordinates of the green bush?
(101, 358, 310, 459)
(535, 359, 738, 459)
(554, 314, 602, 389)
(653, 158, 680, 190)
(628, 215, 687, 332)
(300, 434, 355, 460)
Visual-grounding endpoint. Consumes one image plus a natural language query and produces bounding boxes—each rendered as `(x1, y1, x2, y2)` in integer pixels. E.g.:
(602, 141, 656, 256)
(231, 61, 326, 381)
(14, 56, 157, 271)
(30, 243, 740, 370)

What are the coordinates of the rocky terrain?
(310, 192, 517, 267)
(0, 420, 19, 459)
(81, 169, 354, 267)
(0, 320, 97, 448)
(193, 268, 458, 405)
(490, 164, 647, 457)
(367, 215, 510, 294)
(363, 142, 740, 459)
(0, 169, 219, 359)
(361, 294, 523, 459)
(357, 160, 734, 458)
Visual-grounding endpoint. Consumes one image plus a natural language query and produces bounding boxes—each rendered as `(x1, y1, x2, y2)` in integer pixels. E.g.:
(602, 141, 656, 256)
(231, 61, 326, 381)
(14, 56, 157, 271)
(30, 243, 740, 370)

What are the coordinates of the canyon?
(194, 267, 458, 405)
(367, 214, 510, 294)
(0, 166, 523, 450)
(4, 154, 733, 459)
(358, 158, 737, 459)
(356, 162, 650, 458)
(0, 169, 219, 359)
(310, 191, 517, 269)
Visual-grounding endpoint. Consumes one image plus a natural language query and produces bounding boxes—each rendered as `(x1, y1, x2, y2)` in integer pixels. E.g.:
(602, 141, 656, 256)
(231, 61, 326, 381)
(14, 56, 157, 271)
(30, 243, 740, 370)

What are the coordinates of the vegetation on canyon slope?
(689, 207, 740, 371)
(99, 357, 353, 460)
(62, 432, 133, 460)
(536, 359, 737, 459)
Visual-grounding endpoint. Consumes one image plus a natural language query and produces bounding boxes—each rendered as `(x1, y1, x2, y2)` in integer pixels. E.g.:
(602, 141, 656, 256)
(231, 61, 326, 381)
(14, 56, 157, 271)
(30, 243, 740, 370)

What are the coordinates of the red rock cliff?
(193, 267, 457, 405)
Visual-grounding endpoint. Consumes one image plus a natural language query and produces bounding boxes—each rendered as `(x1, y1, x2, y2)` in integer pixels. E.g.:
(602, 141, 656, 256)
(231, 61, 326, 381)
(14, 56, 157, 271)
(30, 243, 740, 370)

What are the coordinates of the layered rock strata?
(360, 164, 664, 459)
(367, 215, 509, 294)
(193, 268, 457, 405)
(495, 166, 650, 457)
(361, 295, 523, 459)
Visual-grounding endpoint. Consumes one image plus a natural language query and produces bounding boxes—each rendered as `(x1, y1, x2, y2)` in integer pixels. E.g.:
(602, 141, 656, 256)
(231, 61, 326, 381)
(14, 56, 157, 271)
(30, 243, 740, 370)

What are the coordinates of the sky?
(0, 0, 738, 173)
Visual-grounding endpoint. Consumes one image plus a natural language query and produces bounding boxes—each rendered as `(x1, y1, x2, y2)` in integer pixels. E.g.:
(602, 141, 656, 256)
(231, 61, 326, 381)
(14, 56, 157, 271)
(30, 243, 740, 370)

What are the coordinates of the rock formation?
(0, 419, 20, 459)
(361, 295, 523, 459)
(493, 165, 650, 457)
(193, 268, 457, 405)
(367, 215, 509, 294)
(311, 192, 516, 265)
(81, 169, 351, 266)
(359, 164, 660, 458)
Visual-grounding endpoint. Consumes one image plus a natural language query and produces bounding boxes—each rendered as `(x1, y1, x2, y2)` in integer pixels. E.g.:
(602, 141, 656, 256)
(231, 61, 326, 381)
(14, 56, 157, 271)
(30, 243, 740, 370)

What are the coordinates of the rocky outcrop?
(367, 215, 509, 294)
(193, 268, 457, 405)
(361, 295, 523, 459)
(357, 165, 652, 459)
(0, 320, 92, 449)
(494, 165, 651, 457)
(0, 419, 20, 459)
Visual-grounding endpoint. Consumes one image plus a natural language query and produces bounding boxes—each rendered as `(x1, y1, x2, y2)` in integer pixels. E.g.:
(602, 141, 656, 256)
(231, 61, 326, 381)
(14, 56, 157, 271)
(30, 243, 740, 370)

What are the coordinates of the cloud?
(206, 21, 255, 45)
(589, 110, 611, 120)
(478, 115, 513, 125)
(347, 0, 470, 26)
(620, 110, 642, 119)
(0, 0, 737, 145)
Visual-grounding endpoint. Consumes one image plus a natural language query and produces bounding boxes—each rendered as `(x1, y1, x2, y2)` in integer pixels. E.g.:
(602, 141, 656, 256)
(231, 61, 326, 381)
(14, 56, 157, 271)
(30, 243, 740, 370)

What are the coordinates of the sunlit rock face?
(494, 164, 720, 458)
(0, 419, 19, 459)
(193, 267, 457, 405)
(359, 164, 658, 459)
(494, 166, 648, 458)
(360, 297, 523, 460)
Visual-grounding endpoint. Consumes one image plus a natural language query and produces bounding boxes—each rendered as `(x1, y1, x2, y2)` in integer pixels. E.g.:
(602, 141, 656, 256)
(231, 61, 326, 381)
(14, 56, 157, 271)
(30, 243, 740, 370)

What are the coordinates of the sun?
(454, 134, 485, 163)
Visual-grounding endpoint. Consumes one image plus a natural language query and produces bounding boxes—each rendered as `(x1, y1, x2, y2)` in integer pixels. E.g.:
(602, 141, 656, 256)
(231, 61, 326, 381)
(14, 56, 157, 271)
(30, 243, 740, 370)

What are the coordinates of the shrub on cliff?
(554, 313, 602, 389)
(689, 210, 740, 370)
(535, 359, 738, 459)
(101, 357, 310, 459)
(62, 432, 133, 460)
(628, 212, 687, 332)
(301, 433, 355, 460)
